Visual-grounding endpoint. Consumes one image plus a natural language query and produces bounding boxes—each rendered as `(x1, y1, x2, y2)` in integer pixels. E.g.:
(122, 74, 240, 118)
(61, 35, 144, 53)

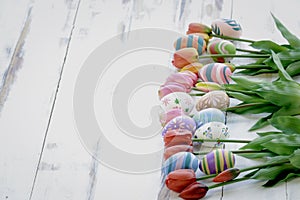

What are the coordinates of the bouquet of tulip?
(157, 14, 300, 200)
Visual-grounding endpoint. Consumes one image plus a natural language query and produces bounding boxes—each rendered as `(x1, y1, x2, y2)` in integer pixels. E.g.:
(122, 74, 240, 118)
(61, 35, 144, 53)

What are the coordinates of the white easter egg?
(160, 92, 194, 114)
(194, 122, 229, 147)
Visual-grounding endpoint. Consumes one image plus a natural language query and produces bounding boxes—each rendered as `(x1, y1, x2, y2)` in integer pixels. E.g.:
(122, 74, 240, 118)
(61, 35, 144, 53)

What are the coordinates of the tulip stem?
(190, 93, 205, 96)
(236, 48, 265, 54)
(198, 54, 270, 59)
(208, 177, 250, 189)
(239, 160, 289, 173)
(210, 34, 256, 43)
(193, 149, 269, 156)
(192, 138, 251, 143)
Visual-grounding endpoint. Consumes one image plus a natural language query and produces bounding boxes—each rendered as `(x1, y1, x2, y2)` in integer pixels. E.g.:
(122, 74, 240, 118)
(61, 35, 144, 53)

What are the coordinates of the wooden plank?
(0, 0, 32, 109)
(0, 0, 81, 199)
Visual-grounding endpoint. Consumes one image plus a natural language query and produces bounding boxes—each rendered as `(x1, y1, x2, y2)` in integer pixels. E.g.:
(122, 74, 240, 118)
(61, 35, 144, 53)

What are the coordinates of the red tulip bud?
(180, 62, 203, 75)
(186, 23, 212, 35)
(195, 82, 222, 92)
(172, 48, 199, 69)
(164, 129, 192, 147)
(166, 73, 194, 89)
(158, 84, 187, 100)
(213, 168, 240, 182)
(166, 169, 197, 193)
(164, 144, 193, 160)
(179, 182, 208, 200)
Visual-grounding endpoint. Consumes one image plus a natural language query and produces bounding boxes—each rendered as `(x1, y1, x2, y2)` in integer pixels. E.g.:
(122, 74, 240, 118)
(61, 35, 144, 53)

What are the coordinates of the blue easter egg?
(192, 108, 226, 129)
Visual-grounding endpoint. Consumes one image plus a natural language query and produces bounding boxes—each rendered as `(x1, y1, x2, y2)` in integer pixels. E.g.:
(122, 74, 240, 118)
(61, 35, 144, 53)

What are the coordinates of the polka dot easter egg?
(198, 63, 232, 84)
(211, 18, 242, 38)
(207, 39, 236, 63)
(160, 92, 194, 115)
(174, 34, 207, 55)
(162, 152, 199, 176)
(200, 149, 235, 175)
(194, 122, 229, 147)
(196, 90, 230, 111)
(192, 108, 226, 129)
(161, 115, 196, 136)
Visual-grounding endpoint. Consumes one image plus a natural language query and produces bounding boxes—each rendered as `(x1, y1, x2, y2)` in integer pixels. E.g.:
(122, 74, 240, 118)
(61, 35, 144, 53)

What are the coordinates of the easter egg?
(199, 149, 235, 175)
(198, 63, 232, 84)
(194, 122, 229, 147)
(192, 108, 226, 128)
(174, 34, 207, 55)
(207, 39, 236, 63)
(160, 92, 194, 115)
(196, 90, 230, 111)
(211, 18, 242, 38)
(161, 115, 196, 136)
(162, 152, 199, 176)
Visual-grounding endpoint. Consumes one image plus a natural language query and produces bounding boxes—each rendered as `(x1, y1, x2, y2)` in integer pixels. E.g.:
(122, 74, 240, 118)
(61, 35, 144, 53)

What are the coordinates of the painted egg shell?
(194, 122, 229, 147)
(207, 39, 236, 63)
(161, 115, 196, 136)
(159, 108, 185, 127)
(198, 63, 232, 84)
(196, 90, 230, 111)
(199, 149, 235, 175)
(174, 34, 206, 55)
(162, 152, 199, 176)
(160, 92, 194, 115)
(211, 18, 242, 38)
(192, 108, 226, 128)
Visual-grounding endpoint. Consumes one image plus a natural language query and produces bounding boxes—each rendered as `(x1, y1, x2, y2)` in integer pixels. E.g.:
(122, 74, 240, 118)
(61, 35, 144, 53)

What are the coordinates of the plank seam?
(28, 0, 82, 199)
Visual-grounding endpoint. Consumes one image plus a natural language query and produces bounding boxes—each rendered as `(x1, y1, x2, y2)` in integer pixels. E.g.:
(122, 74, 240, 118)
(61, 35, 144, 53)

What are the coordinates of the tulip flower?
(212, 168, 241, 182)
(164, 129, 192, 147)
(158, 84, 187, 100)
(165, 169, 197, 193)
(179, 182, 208, 200)
(195, 82, 222, 92)
(159, 108, 185, 126)
(164, 144, 193, 160)
(166, 73, 194, 89)
(179, 71, 198, 84)
(180, 62, 203, 75)
(186, 23, 212, 35)
(172, 48, 199, 69)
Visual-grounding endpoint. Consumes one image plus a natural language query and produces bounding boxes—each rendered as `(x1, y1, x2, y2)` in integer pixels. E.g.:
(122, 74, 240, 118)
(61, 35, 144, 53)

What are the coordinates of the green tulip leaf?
(251, 164, 294, 180)
(240, 134, 284, 151)
(271, 51, 294, 81)
(251, 40, 288, 53)
(262, 134, 300, 155)
(286, 60, 300, 77)
(249, 114, 273, 131)
(271, 13, 300, 49)
(289, 149, 300, 169)
(269, 116, 300, 134)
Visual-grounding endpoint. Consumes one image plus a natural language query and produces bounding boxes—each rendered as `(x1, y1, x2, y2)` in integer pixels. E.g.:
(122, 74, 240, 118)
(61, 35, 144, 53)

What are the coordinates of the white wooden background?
(1, 0, 300, 199)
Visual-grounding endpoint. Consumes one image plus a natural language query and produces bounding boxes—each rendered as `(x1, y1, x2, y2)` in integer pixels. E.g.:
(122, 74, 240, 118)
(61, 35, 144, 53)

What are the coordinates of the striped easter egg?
(174, 34, 206, 55)
(162, 152, 199, 176)
(192, 108, 225, 129)
(207, 39, 236, 63)
(198, 63, 232, 84)
(161, 115, 197, 136)
(199, 149, 235, 175)
(211, 18, 242, 38)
